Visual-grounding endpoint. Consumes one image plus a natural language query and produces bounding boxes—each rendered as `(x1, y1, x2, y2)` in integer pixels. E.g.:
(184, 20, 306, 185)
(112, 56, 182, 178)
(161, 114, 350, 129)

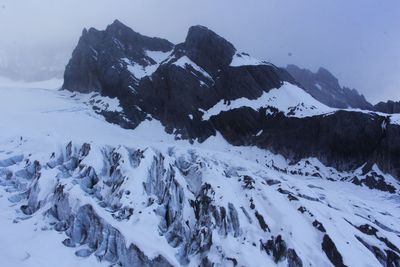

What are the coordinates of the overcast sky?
(0, 0, 399, 103)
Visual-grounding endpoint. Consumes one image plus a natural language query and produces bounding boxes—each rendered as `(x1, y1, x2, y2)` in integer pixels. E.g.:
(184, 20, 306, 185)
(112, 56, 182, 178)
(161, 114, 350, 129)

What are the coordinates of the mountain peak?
(106, 19, 129, 31)
(316, 67, 337, 83)
(104, 19, 141, 38)
(183, 25, 236, 74)
(287, 64, 373, 110)
(62, 20, 173, 94)
(185, 25, 231, 44)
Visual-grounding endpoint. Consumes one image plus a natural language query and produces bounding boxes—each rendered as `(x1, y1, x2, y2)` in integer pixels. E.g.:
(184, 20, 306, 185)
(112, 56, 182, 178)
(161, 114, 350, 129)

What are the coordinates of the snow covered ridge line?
(0, 139, 399, 267)
(202, 82, 334, 120)
(230, 52, 273, 67)
(202, 81, 400, 124)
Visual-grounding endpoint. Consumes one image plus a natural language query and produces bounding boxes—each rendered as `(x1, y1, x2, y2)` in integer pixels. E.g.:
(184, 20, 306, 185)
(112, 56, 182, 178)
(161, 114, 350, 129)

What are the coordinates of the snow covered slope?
(202, 82, 335, 120)
(0, 81, 399, 267)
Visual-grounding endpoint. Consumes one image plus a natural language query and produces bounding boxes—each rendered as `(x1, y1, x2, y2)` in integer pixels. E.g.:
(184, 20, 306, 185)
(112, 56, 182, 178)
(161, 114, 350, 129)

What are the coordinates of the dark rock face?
(261, 235, 287, 263)
(62, 20, 400, 180)
(260, 235, 303, 267)
(312, 220, 326, 232)
(183, 25, 236, 75)
(286, 64, 373, 110)
(375, 100, 400, 114)
(287, 249, 303, 267)
(62, 19, 174, 128)
(211, 109, 400, 178)
(356, 236, 400, 267)
(321, 234, 347, 267)
(63, 19, 173, 95)
(351, 171, 396, 193)
(286, 64, 400, 115)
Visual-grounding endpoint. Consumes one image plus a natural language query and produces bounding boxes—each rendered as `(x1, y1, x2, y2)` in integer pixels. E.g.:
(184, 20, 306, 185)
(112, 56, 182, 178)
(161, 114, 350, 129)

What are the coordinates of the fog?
(0, 0, 399, 103)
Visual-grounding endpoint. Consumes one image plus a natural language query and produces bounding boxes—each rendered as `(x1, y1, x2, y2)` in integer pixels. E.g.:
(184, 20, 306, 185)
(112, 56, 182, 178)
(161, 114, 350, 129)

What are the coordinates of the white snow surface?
(0, 81, 399, 267)
(172, 56, 213, 80)
(203, 82, 335, 120)
(123, 49, 172, 80)
(230, 52, 272, 67)
(202, 81, 400, 125)
(391, 114, 400, 125)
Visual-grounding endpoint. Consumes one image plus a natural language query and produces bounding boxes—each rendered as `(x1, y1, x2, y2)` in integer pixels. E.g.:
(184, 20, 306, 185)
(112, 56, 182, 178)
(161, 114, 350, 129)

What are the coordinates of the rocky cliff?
(375, 100, 400, 114)
(63, 20, 400, 179)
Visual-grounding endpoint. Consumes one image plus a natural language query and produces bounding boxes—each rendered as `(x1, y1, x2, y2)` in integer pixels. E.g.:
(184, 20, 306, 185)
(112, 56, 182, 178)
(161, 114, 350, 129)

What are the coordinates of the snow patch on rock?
(203, 82, 335, 120)
(173, 56, 213, 80)
(230, 52, 271, 67)
(122, 49, 173, 79)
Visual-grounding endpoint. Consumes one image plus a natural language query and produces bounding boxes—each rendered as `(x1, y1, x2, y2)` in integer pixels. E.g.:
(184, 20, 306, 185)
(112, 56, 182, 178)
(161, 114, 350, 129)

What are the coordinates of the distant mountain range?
(286, 64, 373, 110)
(286, 64, 400, 114)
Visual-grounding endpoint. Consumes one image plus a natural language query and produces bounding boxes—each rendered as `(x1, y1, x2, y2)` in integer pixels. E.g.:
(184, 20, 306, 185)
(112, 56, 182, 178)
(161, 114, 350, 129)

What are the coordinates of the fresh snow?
(230, 52, 271, 67)
(146, 50, 173, 65)
(122, 49, 172, 79)
(202, 81, 399, 123)
(202, 82, 335, 120)
(172, 56, 213, 81)
(391, 114, 400, 125)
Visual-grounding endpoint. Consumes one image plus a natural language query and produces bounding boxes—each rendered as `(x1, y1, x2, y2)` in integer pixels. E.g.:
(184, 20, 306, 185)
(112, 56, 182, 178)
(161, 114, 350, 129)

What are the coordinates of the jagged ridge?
(62, 21, 400, 180)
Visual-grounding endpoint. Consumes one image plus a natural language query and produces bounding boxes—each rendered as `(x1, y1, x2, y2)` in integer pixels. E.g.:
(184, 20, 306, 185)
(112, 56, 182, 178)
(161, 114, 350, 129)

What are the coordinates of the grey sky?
(0, 0, 399, 103)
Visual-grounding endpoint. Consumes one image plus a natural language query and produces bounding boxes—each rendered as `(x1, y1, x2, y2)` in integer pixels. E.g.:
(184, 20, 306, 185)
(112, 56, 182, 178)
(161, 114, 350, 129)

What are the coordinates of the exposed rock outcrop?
(286, 64, 373, 110)
(375, 100, 400, 114)
(62, 21, 400, 180)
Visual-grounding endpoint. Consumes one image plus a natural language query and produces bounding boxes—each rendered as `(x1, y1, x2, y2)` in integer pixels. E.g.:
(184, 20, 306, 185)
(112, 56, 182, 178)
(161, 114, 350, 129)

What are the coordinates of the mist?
(0, 0, 398, 103)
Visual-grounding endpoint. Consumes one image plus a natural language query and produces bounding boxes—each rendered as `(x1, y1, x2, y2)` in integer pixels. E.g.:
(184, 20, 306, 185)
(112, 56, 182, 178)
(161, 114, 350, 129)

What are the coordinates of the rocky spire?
(183, 25, 236, 74)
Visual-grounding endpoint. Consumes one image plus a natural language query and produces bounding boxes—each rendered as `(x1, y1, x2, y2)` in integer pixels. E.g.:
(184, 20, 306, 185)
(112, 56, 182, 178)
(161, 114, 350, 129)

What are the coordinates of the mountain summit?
(183, 25, 236, 74)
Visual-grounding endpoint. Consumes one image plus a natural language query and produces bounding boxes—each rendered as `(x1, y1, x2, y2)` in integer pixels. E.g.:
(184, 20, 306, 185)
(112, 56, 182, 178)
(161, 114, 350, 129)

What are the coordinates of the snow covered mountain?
(286, 64, 400, 115)
(286, 64, 373, 110)
(63, 20, 400, 179)
(0, 21, 400, 267)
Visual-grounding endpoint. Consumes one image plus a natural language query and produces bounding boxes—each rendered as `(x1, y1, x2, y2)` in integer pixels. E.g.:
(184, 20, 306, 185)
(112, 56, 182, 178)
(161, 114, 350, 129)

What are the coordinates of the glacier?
(0, 80, 399, 267)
